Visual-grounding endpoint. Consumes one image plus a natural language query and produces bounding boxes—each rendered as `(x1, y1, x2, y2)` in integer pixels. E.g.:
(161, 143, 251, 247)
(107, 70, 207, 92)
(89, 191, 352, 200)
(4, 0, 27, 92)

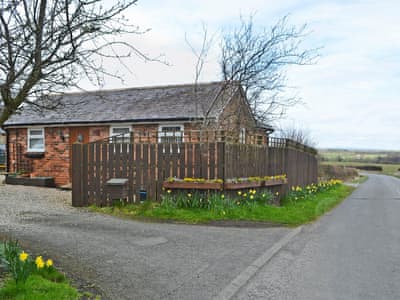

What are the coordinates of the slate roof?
(4, 81, 236, 127)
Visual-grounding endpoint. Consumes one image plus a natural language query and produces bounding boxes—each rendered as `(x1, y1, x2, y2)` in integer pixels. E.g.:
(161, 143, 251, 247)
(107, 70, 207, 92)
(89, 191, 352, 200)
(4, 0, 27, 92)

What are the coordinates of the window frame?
(158, 124, 184, 143)
(27, 128, 45, 152)
(109, 126, 132, 144)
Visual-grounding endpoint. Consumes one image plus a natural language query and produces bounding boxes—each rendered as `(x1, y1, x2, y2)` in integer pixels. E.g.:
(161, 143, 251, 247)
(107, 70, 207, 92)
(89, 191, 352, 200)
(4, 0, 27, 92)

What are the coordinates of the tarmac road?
(235, 174, 400, 300)
(0, 183, 291, 300)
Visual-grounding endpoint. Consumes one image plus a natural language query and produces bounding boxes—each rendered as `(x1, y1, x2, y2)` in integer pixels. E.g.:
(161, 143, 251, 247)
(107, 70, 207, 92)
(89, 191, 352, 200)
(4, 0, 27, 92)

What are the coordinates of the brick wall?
(216, 92, 267, 144)
(8, 127, 70, 186)
(89, 126, 109, 142)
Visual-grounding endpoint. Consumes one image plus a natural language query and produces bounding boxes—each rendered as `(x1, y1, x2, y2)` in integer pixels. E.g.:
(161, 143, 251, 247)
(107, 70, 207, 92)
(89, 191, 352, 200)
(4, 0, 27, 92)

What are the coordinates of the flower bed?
(163, 181, 223, 190)
(163, 175, 287, 191)
(5, 175, 56, 187)
(223, 181, 263, 190)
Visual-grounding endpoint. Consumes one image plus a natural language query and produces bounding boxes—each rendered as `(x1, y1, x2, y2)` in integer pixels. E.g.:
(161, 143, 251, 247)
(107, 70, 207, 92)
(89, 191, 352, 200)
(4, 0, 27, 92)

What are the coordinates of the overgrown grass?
(90, 184, 354, 226)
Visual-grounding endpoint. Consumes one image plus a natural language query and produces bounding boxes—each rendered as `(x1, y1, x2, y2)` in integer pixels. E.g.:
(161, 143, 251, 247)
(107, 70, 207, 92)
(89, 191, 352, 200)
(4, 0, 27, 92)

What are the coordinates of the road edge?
(214, 226, 303, 300)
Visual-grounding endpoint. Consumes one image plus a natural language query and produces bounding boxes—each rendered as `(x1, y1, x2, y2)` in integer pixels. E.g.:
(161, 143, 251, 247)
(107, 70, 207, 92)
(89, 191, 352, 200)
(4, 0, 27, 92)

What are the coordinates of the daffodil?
(46, 259, 53, 267)
(237, 191, 242, 196)
(35, 256, 45, 269)
(250, 195, 254, 200)
(19, 251, 28, 262)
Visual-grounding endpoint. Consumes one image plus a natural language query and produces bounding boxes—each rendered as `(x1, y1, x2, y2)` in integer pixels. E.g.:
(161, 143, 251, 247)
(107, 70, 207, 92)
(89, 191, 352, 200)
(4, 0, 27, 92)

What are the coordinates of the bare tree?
(220, 15, 319, 124)
(0, 0, 155, 126)
(185, 22, 216, 120)
(185, 22, 214, 90)
(277, 125, 316, 147)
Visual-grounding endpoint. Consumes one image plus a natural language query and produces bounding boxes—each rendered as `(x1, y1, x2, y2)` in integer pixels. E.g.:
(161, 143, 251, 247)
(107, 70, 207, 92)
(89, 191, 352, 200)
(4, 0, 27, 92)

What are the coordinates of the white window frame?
(109, 126, 132, 143)
(27, 128, 45, 152)
(158, 124, 184, 143)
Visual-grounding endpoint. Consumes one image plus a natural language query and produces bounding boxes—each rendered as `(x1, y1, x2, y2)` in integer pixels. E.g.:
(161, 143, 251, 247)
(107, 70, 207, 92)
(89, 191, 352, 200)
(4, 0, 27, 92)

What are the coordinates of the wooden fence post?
(72, 143, 84, 207)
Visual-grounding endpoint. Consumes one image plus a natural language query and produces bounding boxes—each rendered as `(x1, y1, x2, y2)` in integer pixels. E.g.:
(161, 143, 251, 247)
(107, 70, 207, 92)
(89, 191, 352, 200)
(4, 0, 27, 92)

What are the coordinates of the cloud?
(79, 0, 399, 150)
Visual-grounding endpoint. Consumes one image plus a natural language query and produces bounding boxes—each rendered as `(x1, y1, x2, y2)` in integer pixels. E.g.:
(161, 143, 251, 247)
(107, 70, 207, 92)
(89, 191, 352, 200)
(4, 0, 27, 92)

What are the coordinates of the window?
(239, 128, 246, 144)
(28, 128, 45, 152)
(158, 125, 184, 143)
(110, 126, 131, 143)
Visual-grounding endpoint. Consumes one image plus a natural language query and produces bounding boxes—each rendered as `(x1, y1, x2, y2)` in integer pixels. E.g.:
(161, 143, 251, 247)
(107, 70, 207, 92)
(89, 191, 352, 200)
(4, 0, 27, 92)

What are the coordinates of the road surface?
(235, 174, 400, 299)
(0, 183, 290, 299)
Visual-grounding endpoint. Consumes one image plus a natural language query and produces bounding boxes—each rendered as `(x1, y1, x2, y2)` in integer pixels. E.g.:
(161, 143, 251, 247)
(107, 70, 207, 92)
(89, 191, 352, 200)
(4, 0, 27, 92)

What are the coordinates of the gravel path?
(0, 183, 290, 300)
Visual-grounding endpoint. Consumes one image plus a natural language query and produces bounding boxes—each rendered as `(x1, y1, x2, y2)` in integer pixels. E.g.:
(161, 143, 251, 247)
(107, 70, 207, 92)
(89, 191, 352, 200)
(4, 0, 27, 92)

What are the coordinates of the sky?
(81, 0, 400, 150)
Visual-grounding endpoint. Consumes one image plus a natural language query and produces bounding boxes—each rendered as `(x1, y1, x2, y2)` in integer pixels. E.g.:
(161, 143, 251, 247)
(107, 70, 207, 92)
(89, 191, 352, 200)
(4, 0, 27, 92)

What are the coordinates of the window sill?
(25, 152, 45, 159)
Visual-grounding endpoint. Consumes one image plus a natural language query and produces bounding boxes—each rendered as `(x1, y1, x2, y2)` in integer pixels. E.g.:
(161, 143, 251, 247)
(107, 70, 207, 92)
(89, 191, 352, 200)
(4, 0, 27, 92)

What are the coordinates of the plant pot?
(264, 178, 288, 187)
(223, 181, 263, 190)
(5, 176, 56, 187)
(163, 181, 223, 190)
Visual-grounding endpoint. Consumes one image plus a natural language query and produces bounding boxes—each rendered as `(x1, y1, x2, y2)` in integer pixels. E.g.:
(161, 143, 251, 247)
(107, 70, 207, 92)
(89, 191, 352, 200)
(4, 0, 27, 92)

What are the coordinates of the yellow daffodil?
(250, 195, 254, 200)
(19, 251, 28, 262)
(237, 191, 242, 196)
(167, 189, 172, 194)
(221, 194, 225, 199)
(187, 193, 192, 198)
(35, 256, 45, 269)
(46, 259, 53, 267)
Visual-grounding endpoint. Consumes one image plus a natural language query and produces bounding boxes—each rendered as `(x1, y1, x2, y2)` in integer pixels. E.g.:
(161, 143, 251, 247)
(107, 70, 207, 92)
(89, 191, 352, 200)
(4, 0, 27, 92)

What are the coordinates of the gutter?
(3, 117, 208, 129)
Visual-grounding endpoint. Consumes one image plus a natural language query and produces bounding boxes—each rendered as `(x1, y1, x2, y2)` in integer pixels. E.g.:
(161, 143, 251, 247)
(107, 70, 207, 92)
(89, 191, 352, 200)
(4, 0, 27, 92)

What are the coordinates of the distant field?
(319, 149, 400, 178)
(319, 149, 400, 163)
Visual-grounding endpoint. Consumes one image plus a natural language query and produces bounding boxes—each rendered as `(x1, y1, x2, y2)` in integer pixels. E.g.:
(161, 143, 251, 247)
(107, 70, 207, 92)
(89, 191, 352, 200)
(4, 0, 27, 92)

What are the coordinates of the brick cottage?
(3, 81, 273, 186)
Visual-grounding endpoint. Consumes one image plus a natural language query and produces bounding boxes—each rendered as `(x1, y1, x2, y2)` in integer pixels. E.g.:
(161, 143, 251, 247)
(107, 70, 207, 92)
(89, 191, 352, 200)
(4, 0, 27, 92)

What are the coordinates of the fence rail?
(91, 129, 268, 145)
(72, 140, 318, 207)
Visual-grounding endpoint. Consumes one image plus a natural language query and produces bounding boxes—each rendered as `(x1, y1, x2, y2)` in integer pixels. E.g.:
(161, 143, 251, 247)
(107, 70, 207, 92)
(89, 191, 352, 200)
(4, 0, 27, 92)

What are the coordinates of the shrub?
(319, 164, 358, 180)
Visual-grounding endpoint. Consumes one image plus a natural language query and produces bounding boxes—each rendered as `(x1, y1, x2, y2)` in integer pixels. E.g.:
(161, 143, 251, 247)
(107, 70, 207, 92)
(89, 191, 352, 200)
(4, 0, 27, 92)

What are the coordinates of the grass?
(350, 175, 368, 184)
(90, 184, 354, 226)
(0, 274, 79, 300)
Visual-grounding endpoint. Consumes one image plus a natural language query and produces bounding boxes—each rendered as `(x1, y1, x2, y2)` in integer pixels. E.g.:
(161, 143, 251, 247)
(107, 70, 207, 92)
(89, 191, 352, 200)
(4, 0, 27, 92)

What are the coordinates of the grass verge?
(350, 175, 368, 185)
(90, 184, 354, 226)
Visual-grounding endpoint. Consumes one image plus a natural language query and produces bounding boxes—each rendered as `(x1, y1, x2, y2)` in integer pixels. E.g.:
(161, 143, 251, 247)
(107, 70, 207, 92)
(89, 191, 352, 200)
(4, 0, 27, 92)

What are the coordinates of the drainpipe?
(5, 128, 9, 173)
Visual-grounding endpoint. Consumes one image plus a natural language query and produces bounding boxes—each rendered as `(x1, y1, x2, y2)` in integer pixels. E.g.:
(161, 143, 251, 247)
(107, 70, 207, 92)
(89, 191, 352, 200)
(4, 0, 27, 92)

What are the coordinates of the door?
(69, 127, 90, 182)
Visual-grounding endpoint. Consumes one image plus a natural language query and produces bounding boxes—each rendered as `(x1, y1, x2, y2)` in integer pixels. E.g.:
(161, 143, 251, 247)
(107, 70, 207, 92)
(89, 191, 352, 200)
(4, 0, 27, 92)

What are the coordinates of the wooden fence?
(72, 139, 318, 207)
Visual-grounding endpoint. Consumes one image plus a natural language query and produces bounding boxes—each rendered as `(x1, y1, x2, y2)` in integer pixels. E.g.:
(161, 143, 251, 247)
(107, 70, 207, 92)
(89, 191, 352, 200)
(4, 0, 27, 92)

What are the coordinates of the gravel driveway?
(0, 183, 290, 299)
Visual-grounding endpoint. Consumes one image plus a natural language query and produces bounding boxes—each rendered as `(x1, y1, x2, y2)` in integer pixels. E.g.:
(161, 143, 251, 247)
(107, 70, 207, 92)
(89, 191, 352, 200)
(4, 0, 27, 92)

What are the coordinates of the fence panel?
(71, 139, 319, 207)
